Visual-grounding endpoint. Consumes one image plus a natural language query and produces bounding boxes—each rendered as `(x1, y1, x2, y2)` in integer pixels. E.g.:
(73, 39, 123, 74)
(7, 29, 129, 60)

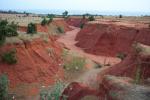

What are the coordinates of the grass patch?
(57, 27, 64, 33)
(63, 53, 86, 72)
(40, 80, 66, 100)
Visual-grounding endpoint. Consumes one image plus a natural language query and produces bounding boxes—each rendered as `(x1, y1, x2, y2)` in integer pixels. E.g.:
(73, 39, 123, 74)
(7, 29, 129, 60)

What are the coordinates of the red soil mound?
(0, 37, 64, 87)
(18, 24, 48, 33)
(76, 23, 150, 56)
(18, 26, 27, 32)
(66, 18, 87, 27)
(97, 44, 150, 83)
(36, 24, 49, 33)
(52, 20, 72, 32)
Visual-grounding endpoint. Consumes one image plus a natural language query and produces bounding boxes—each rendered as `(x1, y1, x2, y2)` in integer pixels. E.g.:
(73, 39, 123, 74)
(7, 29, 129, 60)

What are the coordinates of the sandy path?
(57, 26, 120, 89)
(57, 26, 120, 65)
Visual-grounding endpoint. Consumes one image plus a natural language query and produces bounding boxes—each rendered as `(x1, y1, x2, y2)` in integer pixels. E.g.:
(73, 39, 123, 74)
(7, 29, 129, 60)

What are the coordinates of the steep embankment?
(66, 18, 87, 27)
(0, 37, 64, 87)
(76, 22, 150, 56)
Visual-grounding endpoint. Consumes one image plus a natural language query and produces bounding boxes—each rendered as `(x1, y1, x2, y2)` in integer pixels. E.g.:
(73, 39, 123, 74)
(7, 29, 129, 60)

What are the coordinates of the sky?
(0, 0, 150, 14)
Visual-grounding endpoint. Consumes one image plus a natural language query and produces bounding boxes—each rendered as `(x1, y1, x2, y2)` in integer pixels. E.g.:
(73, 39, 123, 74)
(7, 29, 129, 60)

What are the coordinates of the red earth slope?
(76, 22, 150, 56)
(0, 37, 64, 87)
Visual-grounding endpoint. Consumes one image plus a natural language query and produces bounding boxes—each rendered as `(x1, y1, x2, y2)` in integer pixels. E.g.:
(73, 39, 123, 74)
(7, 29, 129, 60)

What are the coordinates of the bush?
(41, 18, 48, 26)
(27, 23, 37, 34)
(0, 74, 9, 100)
(116, 52, 127, 60)
(57, 27, 64, 33)
(0, 20, 18, 45)
(47, 14, 54, 24)
(80, 23, 85, 29)
(63, 56, 86, 71)
(119, 14, 123, 18)
(1, 49, 17, 64)
(5, 22, 18, 37)
(40, 81, 66, 100)
(48, 17, 53, 24)
(88, 16, 95, 21)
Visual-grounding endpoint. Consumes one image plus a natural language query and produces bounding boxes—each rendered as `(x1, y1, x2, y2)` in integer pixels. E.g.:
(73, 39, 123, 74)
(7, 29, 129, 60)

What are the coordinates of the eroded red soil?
(76, 22, 150, 56)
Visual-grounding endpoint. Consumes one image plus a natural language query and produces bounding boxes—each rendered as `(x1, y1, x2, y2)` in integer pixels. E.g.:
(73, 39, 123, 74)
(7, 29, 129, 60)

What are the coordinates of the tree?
(119, 14, 123, 18)
(62, 11, 68, 18)
(82, 15, 86, 19)
(27, 23, 37, 34)
(41, 18, 48, 26)
(88, 16, 95, 21)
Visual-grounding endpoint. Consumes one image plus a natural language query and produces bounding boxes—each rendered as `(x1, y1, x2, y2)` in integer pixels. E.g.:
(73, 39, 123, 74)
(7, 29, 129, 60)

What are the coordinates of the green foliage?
(116, 52, 127, 60)
(0, 74, 9, 100)
(134, 65, 141, 84)
(82, 15, 86, 19)
(1, 49, 17, 64)
(61, 49, 69, 60)
(119, 14, 123, 18)
(5, 21, 18, 37)
(80, 23, 85, 29)
(41, 18, 48, 26)
(62, 11, 68, 18)
(47, 14, 54, 24)
(40, 81, 66, 100)
(57, 27, 64, 33)
(88, 16, 95, 21)
(63, 55, 86, 71)
(48, 17, 53, 24)
(27, 23, 37, 34)
(0, 20, 18, 45)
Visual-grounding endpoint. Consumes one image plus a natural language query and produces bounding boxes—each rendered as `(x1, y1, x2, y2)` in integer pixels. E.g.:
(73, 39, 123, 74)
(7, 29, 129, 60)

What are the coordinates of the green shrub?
(116, 52, 127, 60)
(80, 23, 85, 29)
(119, 14, 123, 18)
(63, 56, 86, 71)
(48, 17, 53, 24)
(57, 27, 64, 33)
(47, 14, 54, 24)
(0, 74, 9, 100)
(40, 81, 66, 100)
(0, 20, 18, 45)
(41, 18, 48, 26)
(88, 16, 95, 21)
(82, 15, 86, 19)
(62, 11, 68, 18)
(1, 49, 17, 64)
(27, 23, 37, 34)
(5, 21, 18, 37)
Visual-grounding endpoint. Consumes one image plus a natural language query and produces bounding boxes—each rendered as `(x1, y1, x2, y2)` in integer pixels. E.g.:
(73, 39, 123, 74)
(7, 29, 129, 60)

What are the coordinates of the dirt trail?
(57, 26, 120, 66)
(57, 26, 120, 88)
